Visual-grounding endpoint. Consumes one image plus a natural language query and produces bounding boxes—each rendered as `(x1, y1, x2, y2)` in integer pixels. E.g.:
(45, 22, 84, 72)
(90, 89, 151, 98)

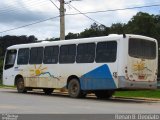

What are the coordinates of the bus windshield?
(129, 38, 156, 59)
(4, 50, 17, 69)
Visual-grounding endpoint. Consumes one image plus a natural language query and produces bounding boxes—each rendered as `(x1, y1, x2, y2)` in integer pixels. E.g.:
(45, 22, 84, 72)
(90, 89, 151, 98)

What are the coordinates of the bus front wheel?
(68, 78, 86, 98)
(16, 77, 27, 93)
(94, 90, 114, 99)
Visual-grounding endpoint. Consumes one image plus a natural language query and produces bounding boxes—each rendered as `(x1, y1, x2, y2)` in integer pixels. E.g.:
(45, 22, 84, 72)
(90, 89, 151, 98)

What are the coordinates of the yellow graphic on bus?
(30, 65, 47, 77)
(132, 60, 152, 80)
(133, 61, 145, 71)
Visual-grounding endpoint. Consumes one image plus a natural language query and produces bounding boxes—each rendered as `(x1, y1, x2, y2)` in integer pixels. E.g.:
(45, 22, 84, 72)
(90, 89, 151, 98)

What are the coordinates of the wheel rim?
(70, 82, 79, 95)
(17, 81, 24, 90)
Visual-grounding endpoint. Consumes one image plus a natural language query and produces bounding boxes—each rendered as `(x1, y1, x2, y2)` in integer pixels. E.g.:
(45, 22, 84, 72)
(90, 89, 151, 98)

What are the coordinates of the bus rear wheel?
(94, 90, 114, 99)
(43, 88, 54, 95)
(68, 78, 86, 98)
(16, 77, 27, 93)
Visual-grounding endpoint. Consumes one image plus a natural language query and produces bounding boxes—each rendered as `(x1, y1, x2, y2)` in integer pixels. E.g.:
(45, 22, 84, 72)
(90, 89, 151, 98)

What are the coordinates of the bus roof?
(7, 34, 157, 50)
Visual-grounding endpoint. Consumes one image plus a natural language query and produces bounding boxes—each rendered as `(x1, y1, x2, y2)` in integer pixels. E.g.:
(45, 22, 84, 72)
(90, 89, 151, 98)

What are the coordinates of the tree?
(0, 59, 3, 84)
(0, 47, 2, 57)
(0, 35, 38, 56)
(110, 23, 126, 34)
(154, 15, 160, 41)
(125, 12, 157, 38)
(28, 35, 38, 42)
(0, 48, 3, 84)
(65, 32, 79, 40)
(79, 23, 110, 38)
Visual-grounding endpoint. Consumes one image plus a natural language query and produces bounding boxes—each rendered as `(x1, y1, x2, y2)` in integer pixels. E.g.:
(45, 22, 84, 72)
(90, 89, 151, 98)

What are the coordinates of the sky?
(0, 0, 159, 40)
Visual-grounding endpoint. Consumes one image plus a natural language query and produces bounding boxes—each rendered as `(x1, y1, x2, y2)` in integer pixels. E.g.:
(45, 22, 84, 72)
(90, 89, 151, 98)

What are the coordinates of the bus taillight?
(138, 75, 145, 80)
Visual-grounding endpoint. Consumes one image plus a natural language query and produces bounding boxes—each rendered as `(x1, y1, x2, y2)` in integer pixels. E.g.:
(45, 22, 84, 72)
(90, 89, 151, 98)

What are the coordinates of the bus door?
(3, 49, 17, 85)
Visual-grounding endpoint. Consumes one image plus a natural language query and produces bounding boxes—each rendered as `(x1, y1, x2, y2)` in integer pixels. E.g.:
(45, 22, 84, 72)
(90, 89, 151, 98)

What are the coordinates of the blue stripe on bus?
(80, 64, 116, 90)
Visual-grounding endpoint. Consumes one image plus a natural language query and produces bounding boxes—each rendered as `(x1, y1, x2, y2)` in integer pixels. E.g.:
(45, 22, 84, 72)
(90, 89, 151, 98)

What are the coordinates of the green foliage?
(110, 23, 126, 34)
(0, 35, 37, 56)
(65, 32, 79, 40)
(0, 48, 3, 84)
(125, 12, 159, 39)
(0, 57, 3, 85)
(79, 23, 110, 38)
(63, 23, 110, 40)
(115, 90, 160, 99)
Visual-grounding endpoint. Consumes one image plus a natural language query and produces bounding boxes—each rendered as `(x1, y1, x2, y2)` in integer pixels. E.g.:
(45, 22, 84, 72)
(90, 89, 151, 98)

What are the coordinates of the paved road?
(0, 88, 160, 114)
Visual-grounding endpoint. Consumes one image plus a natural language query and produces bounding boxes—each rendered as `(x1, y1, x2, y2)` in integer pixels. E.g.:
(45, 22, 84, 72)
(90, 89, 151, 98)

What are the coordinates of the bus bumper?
(118, 76, 157, 89)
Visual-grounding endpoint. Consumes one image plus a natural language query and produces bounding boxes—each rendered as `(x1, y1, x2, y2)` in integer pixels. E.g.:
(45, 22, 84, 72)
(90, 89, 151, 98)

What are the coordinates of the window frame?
(43, 45, 59, 64)
(76, 42, 96, 63)
(4, 49, 17, 70)
(95, 41, 117, 63)
(59, 44, 76, 64)
(29, 47, 44, 64)
(17, 48, 30, 65)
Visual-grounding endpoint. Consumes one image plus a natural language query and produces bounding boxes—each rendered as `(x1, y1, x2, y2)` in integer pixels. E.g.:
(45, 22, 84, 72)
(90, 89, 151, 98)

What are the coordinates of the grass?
(0, 84, 15, 88)
(114, 89, 160, 99)
(0, 79, 15, 88)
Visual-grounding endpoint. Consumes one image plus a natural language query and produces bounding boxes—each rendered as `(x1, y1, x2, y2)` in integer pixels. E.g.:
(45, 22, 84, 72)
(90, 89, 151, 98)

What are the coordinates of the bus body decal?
(80, 64, 116, 90)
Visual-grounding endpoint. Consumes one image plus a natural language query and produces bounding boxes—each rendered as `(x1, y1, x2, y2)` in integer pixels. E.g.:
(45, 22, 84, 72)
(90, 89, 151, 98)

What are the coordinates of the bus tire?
(94, 90, 114, 99)
(43, 88, 54, 95)
(68, 78, 85, 98)
(16, 77, 27, 93)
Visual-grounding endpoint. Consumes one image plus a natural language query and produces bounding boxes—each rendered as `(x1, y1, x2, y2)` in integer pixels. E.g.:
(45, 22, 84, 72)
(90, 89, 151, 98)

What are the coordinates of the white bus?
(3, 34, 158, 98)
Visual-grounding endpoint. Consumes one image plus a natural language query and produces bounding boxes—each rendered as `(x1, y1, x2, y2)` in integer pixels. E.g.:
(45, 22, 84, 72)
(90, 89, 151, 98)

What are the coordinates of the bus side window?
(29, 47, 43, 64)
(43, 46, 59, 64)
(96, 41, 117, 63)
(4, 50, 17, 70)
(59, 44, 76, 64)
(76, 43, 95, 63)
(17, 48, 29, 65)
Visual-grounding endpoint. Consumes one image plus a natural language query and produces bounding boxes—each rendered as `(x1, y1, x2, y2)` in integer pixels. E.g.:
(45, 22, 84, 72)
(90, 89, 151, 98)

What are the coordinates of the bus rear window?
(129, 38, 156, 59)
(5, 50, 17, 69)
